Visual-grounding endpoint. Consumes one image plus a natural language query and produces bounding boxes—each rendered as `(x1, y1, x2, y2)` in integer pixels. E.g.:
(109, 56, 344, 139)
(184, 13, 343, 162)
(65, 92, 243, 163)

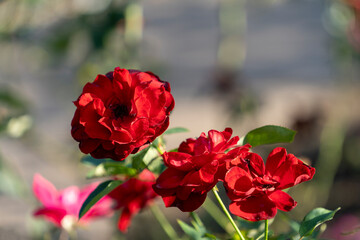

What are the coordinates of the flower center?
(111, 104, 130, 119)
(253, 177, 277, 191)
(261, 184, 273, 189)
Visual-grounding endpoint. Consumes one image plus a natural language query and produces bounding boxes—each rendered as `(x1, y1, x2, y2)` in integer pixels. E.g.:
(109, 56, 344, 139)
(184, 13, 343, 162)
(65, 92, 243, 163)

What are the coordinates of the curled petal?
(229, 195, 277, 221)
(162, 195, 177, 208)
(199, 161, 218, 183)
(270, 154, 315, 189)
(83, 75, 113, 100)
(268, 190, 297, 212)
(178, 138, 196, 154)
(154, 168, 185, 189)
(265, 147, 287, 176)
(163, 152, 194, 171)
(246, 152, 265, 177)
(224, 166, 254, 197)
(208, 129, 226, 151)
(79, 139, 100, 154)
(174, 192, 207, 212)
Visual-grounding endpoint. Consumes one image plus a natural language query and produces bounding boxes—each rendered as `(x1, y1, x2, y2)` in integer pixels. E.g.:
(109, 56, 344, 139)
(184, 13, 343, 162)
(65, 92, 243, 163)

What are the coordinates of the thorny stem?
(212, 187, 246, 240)
(264, 219, 269, 240)
(150, 204, 179, 240)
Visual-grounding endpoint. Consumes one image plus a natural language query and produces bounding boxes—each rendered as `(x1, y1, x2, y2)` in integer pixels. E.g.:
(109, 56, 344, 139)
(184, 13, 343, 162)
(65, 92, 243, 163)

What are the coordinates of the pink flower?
(33, 174, 113, 230)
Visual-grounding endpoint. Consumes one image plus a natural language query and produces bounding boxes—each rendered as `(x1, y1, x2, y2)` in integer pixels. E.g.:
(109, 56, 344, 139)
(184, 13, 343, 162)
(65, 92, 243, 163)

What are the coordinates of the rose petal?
(164, 152, 194, 171)
(229, 195, 277, 221)
(154, 168, 185, 189)
(270, 154, 315, 189)
(177, 192, 207, 212)
(199, 160, 218, 183)
(268, 190, 297, 212)
(265, 147, 287, 176)
(224, 166, 253, 194)
(246, 152, 265, 177)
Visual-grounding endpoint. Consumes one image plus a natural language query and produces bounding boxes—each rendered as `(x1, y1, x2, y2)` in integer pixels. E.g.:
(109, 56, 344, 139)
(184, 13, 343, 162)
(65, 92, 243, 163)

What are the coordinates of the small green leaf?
(79, 180, 123, 219)
(164, 127, 189, 135)
(299, 207, 341, 237)
(131, 148, 148, 170)
(132, 146, 161, 172)
(203, 233, 218, 239)
(178, 220, 202, 240)
(81, 155, 115, 166)
(242, 125, 296, 147)
(87, 162, 137, 178)
(178, 218, 217, 240)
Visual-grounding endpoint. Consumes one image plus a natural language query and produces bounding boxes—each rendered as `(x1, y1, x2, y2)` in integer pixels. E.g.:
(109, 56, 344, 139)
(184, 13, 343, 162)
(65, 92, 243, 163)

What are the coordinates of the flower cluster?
(154, 131, 315, 221)
(153, 128, 238, 212)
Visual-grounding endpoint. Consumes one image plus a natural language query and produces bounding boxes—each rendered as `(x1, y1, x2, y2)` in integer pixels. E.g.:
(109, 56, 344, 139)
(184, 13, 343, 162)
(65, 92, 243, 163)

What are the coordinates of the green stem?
(150, 204, 179, 240)
(202, 197, 233, 234)
(264, 219, 269, 240)
(190, 212, 204, 227)
(212, 187, 246, 240)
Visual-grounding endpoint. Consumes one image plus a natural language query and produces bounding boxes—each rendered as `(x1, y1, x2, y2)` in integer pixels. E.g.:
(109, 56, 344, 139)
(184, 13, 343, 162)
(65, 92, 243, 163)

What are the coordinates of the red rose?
(71, 67, 174, 161)
(224, 147, 315, 221)
(108, 170, 158, 232)
(153, 128, 239, 212)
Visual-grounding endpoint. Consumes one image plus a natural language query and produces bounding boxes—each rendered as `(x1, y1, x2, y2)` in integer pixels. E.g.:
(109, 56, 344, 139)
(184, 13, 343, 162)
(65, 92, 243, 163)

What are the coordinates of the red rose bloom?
(108, 170, 158, 232)
(224, 147, 315, 221)
(71, 67, 174, 161)
(153, 128, 239, 212)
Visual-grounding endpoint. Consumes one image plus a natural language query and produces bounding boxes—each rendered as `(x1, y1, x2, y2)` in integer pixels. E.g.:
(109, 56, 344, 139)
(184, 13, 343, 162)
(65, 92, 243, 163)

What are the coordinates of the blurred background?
(0, 0, 359, 239)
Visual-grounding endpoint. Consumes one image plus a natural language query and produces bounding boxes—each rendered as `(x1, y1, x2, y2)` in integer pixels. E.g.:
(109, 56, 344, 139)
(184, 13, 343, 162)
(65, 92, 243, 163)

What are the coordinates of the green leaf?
(178, 220, 209, 240)
(132, 146, 162, 172)
(81, 155, 115, 166)
(79, 180, 123, 219)
(178, 217, 218, 240)
(241, 125, 296, 147)
(87, 162, 137, 178)
(203, 233, 218, 239)
(163, 127, 189, 135)
(299, 207, 341, 237)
